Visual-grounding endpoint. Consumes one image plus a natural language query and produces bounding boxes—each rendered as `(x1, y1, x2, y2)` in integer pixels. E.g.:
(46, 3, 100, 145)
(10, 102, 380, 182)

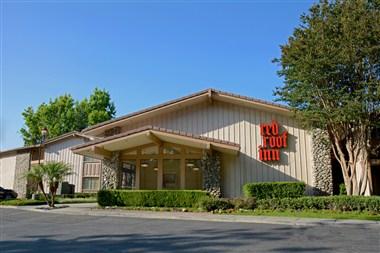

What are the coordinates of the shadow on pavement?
(0, 228, 332, 253)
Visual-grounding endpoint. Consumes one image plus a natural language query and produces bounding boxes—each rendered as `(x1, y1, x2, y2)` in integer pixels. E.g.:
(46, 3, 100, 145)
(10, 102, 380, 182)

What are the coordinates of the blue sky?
(1, 0, 314, 150)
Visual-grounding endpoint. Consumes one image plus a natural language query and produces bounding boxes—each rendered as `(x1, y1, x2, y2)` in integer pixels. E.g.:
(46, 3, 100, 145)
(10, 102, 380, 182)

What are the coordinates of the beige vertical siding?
(116, 100, 314, 197)
(44, 137, 85, 192)
(83, 163, 101, 177)
(0, 154, 17, 189)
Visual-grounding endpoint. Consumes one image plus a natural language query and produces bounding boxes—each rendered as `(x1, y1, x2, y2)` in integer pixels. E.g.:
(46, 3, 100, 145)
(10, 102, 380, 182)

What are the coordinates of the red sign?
(258, 120, 288, 161)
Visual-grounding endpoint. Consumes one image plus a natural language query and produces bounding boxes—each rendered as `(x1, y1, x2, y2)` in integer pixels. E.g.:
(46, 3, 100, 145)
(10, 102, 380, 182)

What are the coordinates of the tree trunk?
(353, 147, 372, 195)
(38, 182, 50, 206)
(330, 125, 372, 196)
(49, 182, 59, 207)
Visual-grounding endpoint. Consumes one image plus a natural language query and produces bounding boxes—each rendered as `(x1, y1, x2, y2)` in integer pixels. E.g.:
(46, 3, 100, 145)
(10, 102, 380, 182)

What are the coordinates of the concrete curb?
(1, 204, 379, 227)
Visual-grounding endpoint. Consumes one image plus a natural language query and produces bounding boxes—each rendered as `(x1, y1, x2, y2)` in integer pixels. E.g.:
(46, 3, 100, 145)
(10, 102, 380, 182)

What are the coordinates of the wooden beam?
(91, 146, 111, 159)
(146, 131, 163, 146)
(208, 89, 213, 104)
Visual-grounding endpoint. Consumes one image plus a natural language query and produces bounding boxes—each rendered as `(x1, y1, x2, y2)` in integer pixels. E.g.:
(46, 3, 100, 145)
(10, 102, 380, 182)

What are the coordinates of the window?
(104, 127, 121, 137)
(163, 145, 181, 155)
(185, 159, 202, 189)
(140, 159, 158, 189)
(82, 177, 99, 191)
(141, 146, 159, 155)
(121, 160, 136, 189)
(84, 156, 99, 163)
(163, 159, 180, 189)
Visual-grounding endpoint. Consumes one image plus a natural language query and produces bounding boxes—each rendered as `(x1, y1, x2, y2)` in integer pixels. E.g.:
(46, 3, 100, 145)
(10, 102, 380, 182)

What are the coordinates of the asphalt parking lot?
(1, 208, 379, 253)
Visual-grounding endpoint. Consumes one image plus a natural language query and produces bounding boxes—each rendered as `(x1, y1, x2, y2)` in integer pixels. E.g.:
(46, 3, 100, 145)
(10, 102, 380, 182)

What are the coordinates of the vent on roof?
(104, 127, 121, 137)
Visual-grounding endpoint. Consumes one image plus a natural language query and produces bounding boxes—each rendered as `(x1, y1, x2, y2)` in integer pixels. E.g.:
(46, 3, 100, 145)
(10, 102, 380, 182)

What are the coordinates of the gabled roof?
(43, 131, 93, 145)
(82, 88, 290, 135)
(0, 145, 40, 157)
(0, 131, 93, 156)
(72, 125, 240, 157)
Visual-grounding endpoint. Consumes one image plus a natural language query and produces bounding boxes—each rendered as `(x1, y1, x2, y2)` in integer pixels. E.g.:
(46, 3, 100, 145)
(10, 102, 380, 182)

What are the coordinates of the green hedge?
(257, 196, 380, 212)
(198, 198, 234, 211)
(98, 190, 209, 208)
(243, 182, 306, 199)
(198, 197, 256, 211)
(59, 193, 97, 198)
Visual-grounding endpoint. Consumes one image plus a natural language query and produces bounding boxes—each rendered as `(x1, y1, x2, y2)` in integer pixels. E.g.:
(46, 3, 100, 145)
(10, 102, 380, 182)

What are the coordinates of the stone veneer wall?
(101, 152, 120, 190)
(201, 151, 221, 197)
(13, 152, 31, 198)
(312, 129, 333, 195)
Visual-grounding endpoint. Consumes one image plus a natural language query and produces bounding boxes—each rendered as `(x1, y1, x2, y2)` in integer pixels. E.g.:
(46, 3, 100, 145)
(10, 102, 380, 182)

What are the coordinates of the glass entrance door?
(163, 159, 180, 189)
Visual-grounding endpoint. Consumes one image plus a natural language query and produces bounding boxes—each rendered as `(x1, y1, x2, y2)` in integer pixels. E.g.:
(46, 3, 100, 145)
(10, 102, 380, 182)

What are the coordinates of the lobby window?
(140, 159, 158, 190)
(185, 159, 202, 189)
(121, 160, 136, 189)
(163, 159, 180, 189)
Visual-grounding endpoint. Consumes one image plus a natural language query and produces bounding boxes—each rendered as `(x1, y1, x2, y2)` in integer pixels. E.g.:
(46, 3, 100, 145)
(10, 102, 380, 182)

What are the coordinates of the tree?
(87, 88, 116, 126)
(20, 88, 116, 145)
(274, 0, 380, 195)
(26, 162, 72, 207)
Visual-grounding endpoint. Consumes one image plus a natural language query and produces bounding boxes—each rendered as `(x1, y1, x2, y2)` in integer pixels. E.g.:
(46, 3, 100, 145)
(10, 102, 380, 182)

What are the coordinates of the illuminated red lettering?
(282, 131, 288, 148)
(269, 137, 276, 148)
(258, 121, 287, 162)
(271, 120, 279, 135)
(275, 136, 283, 148)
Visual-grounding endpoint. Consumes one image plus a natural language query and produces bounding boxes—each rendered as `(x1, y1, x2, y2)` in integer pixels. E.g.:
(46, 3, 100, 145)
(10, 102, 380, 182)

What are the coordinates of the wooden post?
(180, 158, 186, 189)
(157, 158, 163, 190)
(136, 159, 140, 189)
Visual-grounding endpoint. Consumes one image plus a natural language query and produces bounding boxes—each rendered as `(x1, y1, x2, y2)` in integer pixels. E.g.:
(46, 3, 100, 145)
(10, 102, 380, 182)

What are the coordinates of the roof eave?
(81, 88, 290, 136)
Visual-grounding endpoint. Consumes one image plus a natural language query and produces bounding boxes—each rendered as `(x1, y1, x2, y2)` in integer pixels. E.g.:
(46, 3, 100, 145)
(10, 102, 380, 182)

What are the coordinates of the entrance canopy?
(72, 125, 240, 159)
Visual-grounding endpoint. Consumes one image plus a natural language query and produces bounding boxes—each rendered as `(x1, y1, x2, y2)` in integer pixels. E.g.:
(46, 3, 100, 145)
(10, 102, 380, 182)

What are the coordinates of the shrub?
(256, 196, 380, 212)
(243, 182, 305, 199)
(97, 190, 208, 208)
(198, 198, 234, 211)
(230, 197, 257, 210)
(339, 183, 347, 195)
(60, 193, 97, 199)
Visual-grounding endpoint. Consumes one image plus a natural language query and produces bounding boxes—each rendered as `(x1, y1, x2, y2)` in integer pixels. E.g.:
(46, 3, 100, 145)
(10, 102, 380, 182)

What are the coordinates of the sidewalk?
(2, 203, 379, 227)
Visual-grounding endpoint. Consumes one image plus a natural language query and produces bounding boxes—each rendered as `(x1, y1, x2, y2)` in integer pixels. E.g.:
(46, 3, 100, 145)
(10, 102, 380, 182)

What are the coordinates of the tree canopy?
(20, 88, 116, 145)
(274, 0, 380, 195)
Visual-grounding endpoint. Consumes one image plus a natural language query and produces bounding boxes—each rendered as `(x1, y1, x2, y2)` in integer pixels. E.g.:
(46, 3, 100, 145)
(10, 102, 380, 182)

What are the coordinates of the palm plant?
(26, 162, 72, 207)
(44, 162, 72, 207)
(26, 165, 49, 206)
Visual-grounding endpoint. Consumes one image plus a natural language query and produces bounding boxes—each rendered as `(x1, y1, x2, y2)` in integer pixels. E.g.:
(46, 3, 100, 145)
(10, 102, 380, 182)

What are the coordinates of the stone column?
(13, 152, 31, 198)
(100, 151, 120, 190)
(311, 129, 333, 195)
(201, 151, 221, 197)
